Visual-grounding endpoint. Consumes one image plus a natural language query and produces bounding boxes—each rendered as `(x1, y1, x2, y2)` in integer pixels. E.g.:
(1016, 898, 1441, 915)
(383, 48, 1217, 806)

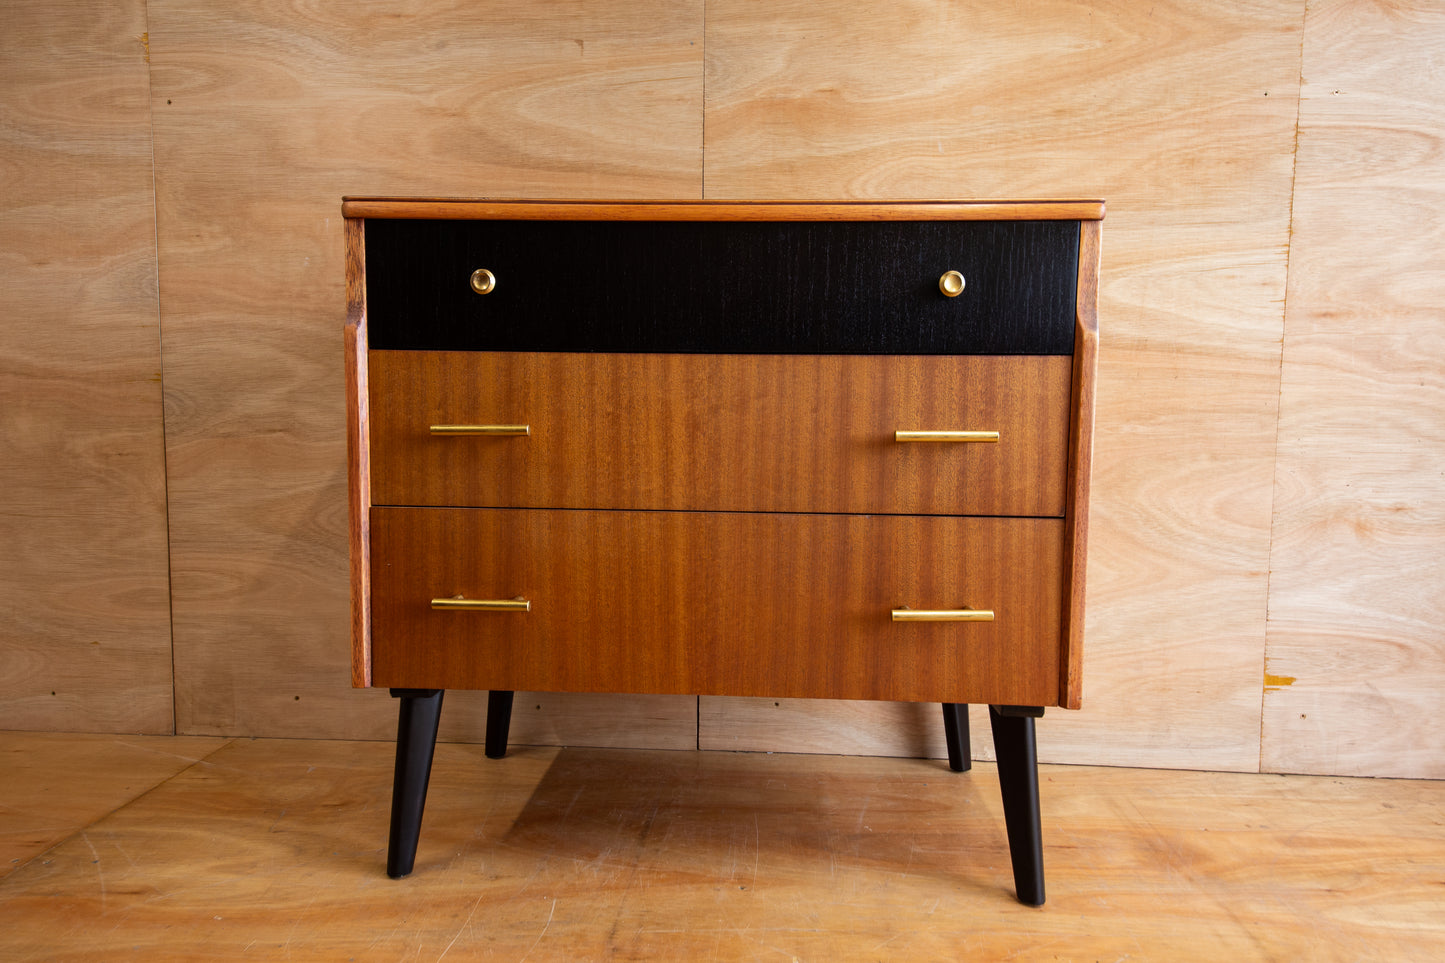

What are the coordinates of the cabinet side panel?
(1061, 219, 1101, 708)
(344, 217, 371, 688)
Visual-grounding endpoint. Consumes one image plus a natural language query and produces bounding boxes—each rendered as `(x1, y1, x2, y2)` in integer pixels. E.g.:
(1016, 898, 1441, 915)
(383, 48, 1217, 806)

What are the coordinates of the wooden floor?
(0, 732, 1440, 961)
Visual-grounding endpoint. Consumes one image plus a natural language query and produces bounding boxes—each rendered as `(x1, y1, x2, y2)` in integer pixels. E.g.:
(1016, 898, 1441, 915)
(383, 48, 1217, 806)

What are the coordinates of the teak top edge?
(340, 199, 1105, 222)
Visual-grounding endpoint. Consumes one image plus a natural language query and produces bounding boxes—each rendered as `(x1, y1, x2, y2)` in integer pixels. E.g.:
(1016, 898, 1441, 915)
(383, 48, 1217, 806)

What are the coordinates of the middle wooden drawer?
(368, 352, 1072, 517)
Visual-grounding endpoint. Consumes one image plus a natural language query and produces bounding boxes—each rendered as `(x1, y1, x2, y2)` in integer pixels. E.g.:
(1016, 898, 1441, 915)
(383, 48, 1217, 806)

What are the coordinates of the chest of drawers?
(345, 199, 1101, 905)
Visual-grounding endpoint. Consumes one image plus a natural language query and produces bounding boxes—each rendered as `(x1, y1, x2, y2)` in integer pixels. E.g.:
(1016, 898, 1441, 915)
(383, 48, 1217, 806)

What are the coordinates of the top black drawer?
(363, 218, 1079, 354)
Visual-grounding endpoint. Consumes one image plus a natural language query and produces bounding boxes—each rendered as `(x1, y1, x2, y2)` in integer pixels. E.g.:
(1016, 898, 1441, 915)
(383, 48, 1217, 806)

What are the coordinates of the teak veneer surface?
(345, 218, 373, 688)
(341, 198, 1105, 221)
(350, 200, 1093, 721)
(368, 352, 1071, 518)
(1059, 219, 1100, 708)
(369, 507, 1065, 705)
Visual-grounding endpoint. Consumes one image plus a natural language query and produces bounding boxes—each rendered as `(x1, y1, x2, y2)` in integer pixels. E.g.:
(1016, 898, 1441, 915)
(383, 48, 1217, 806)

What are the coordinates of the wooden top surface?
(341, 198, 1106, 222)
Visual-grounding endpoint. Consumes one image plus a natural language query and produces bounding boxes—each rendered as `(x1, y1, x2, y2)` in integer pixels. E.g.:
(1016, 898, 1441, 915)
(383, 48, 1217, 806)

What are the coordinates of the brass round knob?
(469, 268, 496, 295)
(939, 270, 965, 297)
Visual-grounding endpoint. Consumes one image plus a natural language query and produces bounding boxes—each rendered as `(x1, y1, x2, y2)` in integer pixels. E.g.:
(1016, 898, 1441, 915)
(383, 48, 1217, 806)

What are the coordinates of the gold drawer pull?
(429, 424, 530, 436)
(895, 430, 999, 443)
(939, 270, 965, 297)
(470, 268, 496, 295)
(892, 608, 994, 622)
(431, 598, 531, 612)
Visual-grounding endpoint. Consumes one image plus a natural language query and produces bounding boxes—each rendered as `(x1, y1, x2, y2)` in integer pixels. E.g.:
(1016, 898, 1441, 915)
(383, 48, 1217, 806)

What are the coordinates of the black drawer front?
(364, 219, 1078, 354)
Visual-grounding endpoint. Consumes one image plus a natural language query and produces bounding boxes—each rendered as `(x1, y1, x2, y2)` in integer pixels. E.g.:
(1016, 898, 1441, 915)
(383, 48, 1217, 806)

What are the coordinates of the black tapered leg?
(485, 690, 515, 759)
(387, 688, 444, 879)
(941, 703, 971, 772)
(989, 705, 1045, 906)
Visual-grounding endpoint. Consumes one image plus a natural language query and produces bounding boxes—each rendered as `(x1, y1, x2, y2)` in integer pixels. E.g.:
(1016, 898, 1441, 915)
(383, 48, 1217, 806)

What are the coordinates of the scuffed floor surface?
(0, 732, 1441, 960)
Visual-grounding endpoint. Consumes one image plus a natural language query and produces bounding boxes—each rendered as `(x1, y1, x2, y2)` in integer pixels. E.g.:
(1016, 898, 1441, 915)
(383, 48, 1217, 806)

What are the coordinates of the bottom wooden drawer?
(370, 507, 1065, 706)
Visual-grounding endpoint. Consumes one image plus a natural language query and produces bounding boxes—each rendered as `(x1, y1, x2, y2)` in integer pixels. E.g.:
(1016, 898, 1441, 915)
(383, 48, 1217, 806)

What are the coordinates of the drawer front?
(370, 507, 1065, 706)
(368, 351, 1072, 517)
(364, 218, 1079, 355)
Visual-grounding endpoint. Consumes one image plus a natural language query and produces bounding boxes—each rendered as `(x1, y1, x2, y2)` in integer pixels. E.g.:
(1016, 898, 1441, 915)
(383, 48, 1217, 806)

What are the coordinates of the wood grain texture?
(363, 215, 1081, 355)
(147, 0, 704, 739)
(0, 732, 228, 879)
(1, 735, 1441, 960)
(699, 696, 965, 758)
(342, 198, 1104, 220)
(370, 508, 1066, 704)
(368, 352, 1072, 517)
(1262, 0, 1445, 777)
(0, 1, 175, 732)
(502, 692, 698, 751)
(1061, 220, 1101, 709)
(702, 0, 1303, 771)
(344, 217, 371, 687)
(0, 0, 1414, 777)
(699, 699, 1028, 766)
(343, 687, 700, 750)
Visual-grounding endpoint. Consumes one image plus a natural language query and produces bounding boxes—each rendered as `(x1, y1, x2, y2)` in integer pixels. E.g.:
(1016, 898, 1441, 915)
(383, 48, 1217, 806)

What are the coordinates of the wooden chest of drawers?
(345, 199, 1101, 904)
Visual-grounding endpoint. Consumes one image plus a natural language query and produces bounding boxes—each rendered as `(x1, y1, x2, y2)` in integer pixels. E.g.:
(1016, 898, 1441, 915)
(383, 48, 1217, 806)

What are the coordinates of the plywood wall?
(1262, 0, 1445, 779)
(144, 0, 704, 745)
(0, 1, 174, 732)
(2, 0, 1440, 779)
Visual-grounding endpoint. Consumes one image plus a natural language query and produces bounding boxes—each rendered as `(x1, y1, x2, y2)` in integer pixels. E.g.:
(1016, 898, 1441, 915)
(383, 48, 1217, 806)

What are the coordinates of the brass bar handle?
(894, 430, 999, 443)
(429, 424, 530, 436)
(892, 608, 995, 622)
(431, 598, 531, 612)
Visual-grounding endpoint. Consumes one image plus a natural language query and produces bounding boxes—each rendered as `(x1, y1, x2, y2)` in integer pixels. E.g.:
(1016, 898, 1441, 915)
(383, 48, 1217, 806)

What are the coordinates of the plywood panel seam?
(125, 735, 232, 791)
(9, 736, 235, 876)
(1260, 0, 1445, 779)
(139, 0, 179, 737)
(1259, 0, 1313, 775)
(0, 0, 178, 733)
(113, 736, 236, 803)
